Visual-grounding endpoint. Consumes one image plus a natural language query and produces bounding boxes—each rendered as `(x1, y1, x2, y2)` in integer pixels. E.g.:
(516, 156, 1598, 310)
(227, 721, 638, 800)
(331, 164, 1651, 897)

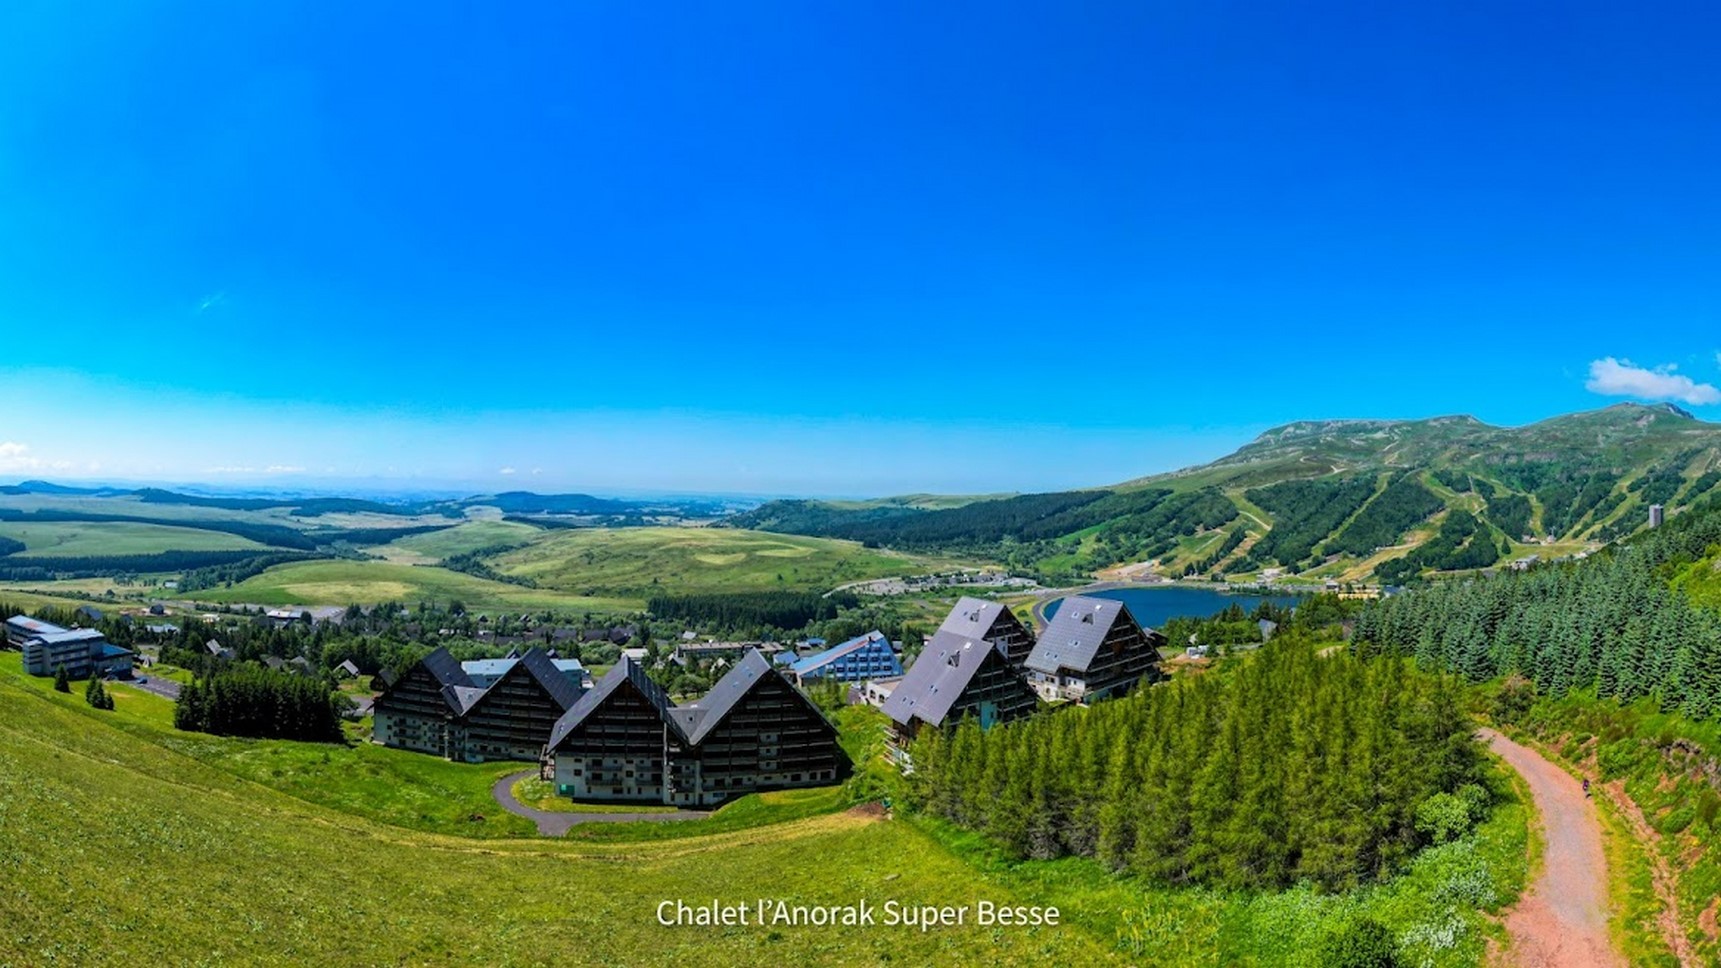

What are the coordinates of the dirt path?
(1480, 728, 1623, 968)
(490, 769, 710, 835)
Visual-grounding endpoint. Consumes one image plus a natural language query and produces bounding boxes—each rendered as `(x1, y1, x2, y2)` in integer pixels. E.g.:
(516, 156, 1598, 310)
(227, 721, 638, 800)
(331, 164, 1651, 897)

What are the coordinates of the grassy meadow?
(491, 526, 957, 596)
(0, 520, 267, 556)
(194, 559, 639, 613)
(0, 655, 1109, 967)
(377, 519, 545, 563)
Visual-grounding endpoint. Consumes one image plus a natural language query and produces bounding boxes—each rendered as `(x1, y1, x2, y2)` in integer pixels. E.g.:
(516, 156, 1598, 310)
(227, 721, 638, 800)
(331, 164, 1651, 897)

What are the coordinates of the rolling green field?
(492, 526, 956, 596)
(0, 655, 1107, 966)
(0, 520, 267, 556)
(378, 519, 544, 563)
(195, 559, 638, 612)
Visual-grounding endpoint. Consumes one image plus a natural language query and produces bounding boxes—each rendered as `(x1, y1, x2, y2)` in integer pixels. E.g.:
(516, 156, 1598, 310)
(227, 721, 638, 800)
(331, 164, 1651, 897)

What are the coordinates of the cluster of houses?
(5, 614, 134, 680)
(873, 595, 1163, 764)
(370, 593, 1165, 802)
(371, 649, 589, 762)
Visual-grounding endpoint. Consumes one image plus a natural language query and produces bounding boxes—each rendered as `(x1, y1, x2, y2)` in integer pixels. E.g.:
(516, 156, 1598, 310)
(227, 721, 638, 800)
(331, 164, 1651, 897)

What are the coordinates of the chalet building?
(547, 650, 848, 807)
(546, 657, 678, 801)
(263, 608, 312, 628)
(880, 629, 1039, 766)
(7, 615, 133, 679)
(789, 630, 902, 684)
(454, 651, 586, 762)
(936, 597, 1036, 666)
(1025, 596, 1164, 703)
(372, 647, 582, 763)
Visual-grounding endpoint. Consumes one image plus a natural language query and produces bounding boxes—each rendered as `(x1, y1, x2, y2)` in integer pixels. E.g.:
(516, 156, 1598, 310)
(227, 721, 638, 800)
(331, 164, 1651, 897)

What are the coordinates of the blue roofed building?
(461, 655, 589, 691)
(17, 624, 133, 679)
(789, 630, 902, 685)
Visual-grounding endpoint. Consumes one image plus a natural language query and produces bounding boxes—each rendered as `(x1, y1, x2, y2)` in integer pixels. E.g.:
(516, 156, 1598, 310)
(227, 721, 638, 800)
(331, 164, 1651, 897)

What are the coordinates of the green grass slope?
(0, 660, 1108, 966)
(195, 558, 637, 612)
(491, 526, 951, 596)
(0, 520, 267, 556)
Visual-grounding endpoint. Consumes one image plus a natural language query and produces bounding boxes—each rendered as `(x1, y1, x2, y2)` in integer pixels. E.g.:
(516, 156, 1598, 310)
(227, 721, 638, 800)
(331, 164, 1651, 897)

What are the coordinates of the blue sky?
(2, 2, 1718, 495)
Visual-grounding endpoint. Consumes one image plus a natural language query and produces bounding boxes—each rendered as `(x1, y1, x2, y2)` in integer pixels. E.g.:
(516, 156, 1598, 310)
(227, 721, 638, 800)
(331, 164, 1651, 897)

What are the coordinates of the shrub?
(1318, 916, 1400, 968)
(1491, 675, 1536, 725)
(1415, 783, 1488, 845)
(1596, 738, 1642, 780)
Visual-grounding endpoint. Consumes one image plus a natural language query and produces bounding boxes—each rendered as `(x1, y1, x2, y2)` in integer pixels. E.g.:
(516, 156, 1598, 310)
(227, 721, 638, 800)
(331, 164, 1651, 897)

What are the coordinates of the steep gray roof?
(880, 629, 1004, 728)
(443, 684, 488, 715)
(937, 597, 1015, 641)
(381, 646, 477, 715)
(677, 649, 834, 746)
(676, 649, 774, 745)
(515, 647, 586, 711)
(547, 656, 675, 750)
(1026, 596, 1149, 675)
(420, 647, 476, 690)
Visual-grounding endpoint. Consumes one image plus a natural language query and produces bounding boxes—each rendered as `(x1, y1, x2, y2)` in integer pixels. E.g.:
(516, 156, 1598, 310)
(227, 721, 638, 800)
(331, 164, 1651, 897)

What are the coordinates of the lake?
(1041, 585, 1305, 629)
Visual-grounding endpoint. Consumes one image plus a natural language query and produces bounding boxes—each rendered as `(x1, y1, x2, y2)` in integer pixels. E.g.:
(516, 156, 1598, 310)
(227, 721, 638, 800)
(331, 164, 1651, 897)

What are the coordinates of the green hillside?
(728, 403, 1721, 583)
(0, 657, 1104, 966)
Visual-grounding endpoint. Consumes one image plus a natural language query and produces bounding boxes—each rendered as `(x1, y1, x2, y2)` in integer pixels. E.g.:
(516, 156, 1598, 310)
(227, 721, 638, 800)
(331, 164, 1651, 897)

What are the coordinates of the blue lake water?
(1042, 585, 1305, 629)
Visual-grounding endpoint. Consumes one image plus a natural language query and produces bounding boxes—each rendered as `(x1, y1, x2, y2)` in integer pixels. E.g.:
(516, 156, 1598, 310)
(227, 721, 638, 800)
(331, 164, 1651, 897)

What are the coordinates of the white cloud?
(530, 467, 543, 476)
(0, 442, 72, 473)
(498, 466, 517, 475)
(264, 465, 305, 474)
(1585, 357, 1721, 406)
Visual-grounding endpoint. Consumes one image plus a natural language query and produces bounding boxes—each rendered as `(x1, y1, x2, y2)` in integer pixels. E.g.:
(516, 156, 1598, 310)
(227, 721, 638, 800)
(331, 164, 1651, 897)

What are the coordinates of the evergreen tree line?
(1469, 463, 1655, 541)
(174, 667, 343, 741)
(1247, 477, 1379, 567)
(1373, 510, 1504, 584)
(84, 675, 114, 710)
(1430, 469, 1473, 493)
(906, 640, 1481, 891)
(645, 590, 860, 631)
(176, 552, 321, 592)
(0, 507, 321, 549)
(1483, 494, 1532, 540)
(1182, 524, 1248, 576)
(1628, 449, 1703, 508)
(1322, 475, 1444, 557)
(1354, 499, 1721, 720)
(0, 549, 307, 582)
(0, 535, 25, 556)
(441, 544, 539, 587)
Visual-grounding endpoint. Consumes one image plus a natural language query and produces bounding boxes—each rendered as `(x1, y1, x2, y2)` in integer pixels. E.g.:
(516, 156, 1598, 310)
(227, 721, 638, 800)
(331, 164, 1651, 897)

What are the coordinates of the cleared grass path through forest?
(1480, 728, 1623, 968)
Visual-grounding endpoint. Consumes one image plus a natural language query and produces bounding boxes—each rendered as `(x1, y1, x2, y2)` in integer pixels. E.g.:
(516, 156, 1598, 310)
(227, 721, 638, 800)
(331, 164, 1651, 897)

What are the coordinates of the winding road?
(490, 770, 711, 836)
(1480, 728, 1624, 967)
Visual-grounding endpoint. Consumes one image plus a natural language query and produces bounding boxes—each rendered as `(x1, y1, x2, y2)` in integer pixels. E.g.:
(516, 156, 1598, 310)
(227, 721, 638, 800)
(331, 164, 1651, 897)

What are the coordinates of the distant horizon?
(3, 398, 1709, 502)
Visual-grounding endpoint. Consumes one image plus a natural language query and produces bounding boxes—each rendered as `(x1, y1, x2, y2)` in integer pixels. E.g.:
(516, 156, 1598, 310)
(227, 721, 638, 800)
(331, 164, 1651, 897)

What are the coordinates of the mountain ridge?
(729, 403, 1721, 584)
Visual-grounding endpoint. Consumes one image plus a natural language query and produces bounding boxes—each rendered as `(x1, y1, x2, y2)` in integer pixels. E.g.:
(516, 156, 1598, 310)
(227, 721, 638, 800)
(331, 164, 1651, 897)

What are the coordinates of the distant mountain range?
(728, 403, 1721, 583)
(0, 482, 737, 521)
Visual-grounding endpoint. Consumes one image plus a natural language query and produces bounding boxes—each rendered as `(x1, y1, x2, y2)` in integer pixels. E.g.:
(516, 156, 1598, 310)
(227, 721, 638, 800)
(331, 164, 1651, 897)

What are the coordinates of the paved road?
(120, 675, 182, 701)
(1480, 728, 1623, 968)
(490, 769, 712, 836)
